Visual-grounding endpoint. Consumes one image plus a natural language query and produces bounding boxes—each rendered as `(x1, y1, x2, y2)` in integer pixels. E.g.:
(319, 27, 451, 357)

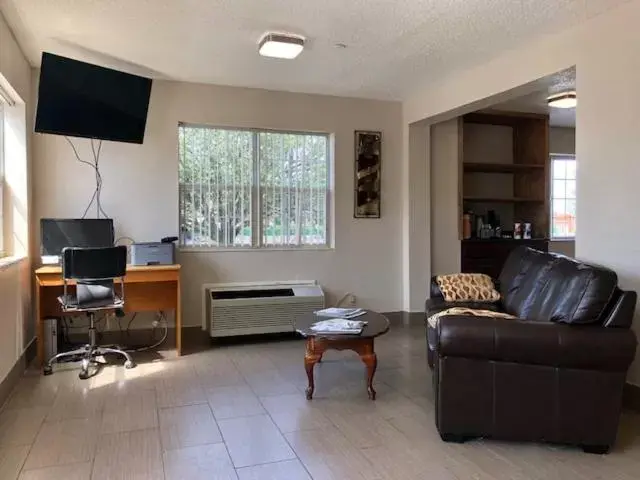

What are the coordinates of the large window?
(178, 125, 331, 249)
(551, 154, 576, 238)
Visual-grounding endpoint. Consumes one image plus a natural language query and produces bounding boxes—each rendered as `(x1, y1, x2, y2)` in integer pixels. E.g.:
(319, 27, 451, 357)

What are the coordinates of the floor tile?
(237, 459, 311, 480)
(0, 408, 48, 447)
(3, 378, 59, 410)
(24, 418, 98, 470)
(206, 385, 265, 420)
(92, 428, 163, 480)
(45, 385, 106, 422)
(19, 462, 93, 480)
(324, 411, 409, 448)
(155, 368, 207, 408)
(218, 415, 296, 468)
(286, 425, 383, 480)
(260, 393, 333, 433)
(100, 386, 158, 434)
(159, 403, 222, 450)
(0, 446, 30, 480)
(243, 372, 299, 396)
(163, 443, 237, 480)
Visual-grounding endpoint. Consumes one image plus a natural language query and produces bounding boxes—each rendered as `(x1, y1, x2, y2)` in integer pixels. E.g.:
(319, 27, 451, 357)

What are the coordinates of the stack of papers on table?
(310, 319, 368, 335)
(314, 307, 367, 319)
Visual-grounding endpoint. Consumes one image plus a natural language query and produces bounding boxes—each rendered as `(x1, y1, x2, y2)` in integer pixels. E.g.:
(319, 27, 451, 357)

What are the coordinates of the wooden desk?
(35, 264, 182, 366)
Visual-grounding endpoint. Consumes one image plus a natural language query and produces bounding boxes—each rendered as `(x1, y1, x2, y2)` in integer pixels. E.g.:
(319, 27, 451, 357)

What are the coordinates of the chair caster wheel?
(78, 370, 90, 380)
(124, 360, 136, 369)
(43, 366, 52, 376)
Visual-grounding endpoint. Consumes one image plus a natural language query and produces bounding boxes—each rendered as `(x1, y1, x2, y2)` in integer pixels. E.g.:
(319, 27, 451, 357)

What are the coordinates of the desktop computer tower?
(43, 317, 60, 361)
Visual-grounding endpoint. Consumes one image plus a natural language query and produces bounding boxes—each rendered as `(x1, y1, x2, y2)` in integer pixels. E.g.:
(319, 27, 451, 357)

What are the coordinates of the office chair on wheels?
(43, 246, 136, 379)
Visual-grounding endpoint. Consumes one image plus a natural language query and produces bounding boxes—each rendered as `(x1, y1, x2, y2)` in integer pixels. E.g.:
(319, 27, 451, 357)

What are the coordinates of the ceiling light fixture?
(547, 91, 577, 109)
(258, 33, 305, 59)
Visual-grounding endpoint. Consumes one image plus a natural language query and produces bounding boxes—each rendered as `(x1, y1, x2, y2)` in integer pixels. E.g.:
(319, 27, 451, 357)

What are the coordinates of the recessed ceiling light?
(547, 91, 577, 109)
(258, 33, 305, 59)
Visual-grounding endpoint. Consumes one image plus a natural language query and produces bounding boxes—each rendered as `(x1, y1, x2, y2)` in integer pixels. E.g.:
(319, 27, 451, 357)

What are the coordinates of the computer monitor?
(40, 218, 115, 257)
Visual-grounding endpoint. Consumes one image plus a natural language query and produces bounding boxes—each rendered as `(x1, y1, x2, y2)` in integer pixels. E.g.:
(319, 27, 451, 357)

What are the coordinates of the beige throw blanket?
(427, 307, 517, 328)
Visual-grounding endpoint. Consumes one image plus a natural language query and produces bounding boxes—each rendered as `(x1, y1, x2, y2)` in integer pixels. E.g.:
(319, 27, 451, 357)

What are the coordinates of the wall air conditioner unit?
(203, 281, 325, 338)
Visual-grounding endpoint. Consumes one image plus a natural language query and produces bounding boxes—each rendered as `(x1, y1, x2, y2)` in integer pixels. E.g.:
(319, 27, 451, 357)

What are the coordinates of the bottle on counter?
(462, 214, 472, 239)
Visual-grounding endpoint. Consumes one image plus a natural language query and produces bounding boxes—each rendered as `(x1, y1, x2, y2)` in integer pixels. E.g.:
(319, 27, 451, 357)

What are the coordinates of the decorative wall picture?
(354, 130, 382, 218)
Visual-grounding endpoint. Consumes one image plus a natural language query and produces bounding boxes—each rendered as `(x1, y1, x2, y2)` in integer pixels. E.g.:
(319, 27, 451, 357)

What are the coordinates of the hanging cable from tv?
(65, 136, 109, 218)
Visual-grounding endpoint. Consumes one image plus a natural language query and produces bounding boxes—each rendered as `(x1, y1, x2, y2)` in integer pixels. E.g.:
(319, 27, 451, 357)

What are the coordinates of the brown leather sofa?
(426, 247, 637, 453)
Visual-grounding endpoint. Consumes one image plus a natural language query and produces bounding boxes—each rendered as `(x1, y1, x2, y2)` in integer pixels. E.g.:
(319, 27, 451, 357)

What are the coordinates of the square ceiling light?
(258, 33, 305, 59)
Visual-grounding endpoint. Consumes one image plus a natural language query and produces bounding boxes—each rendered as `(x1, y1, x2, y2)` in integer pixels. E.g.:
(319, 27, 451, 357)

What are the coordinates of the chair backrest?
(62, 246, 127, 281)
(61, 246, 127, 309)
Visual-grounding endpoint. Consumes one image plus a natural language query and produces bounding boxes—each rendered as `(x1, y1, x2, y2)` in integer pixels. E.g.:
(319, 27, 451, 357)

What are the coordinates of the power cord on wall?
(65, 136, 109, 218)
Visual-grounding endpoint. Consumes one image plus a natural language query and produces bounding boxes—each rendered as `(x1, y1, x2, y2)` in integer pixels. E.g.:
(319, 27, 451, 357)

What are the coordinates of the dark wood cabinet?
(461, 239, 549, 279)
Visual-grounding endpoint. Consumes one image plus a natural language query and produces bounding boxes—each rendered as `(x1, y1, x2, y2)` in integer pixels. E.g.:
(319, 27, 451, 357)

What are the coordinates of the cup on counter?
(523, 223, 532, 239)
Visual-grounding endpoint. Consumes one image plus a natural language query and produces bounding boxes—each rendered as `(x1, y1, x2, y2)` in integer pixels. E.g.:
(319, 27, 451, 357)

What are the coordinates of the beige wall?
(33, 80, 404, 326)
(403, 0, 640, 384)
(430, 119, 461, 275)
(0, 11, 32, 386)
(549, 127, 575, 155)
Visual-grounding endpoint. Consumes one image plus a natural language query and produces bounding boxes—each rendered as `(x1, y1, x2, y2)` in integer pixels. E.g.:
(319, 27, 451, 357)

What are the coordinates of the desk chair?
(43, 246, 136, 379)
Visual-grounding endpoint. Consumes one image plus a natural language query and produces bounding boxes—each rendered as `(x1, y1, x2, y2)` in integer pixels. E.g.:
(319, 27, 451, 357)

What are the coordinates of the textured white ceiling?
(491, 67, 577, 127)
(0, 0, 630, 100)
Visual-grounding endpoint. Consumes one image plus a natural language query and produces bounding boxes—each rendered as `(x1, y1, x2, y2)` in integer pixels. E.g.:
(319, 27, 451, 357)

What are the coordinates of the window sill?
(550, 238, 575, 242)
(0, 255, 27, 271)
(179, 246, 335, 253)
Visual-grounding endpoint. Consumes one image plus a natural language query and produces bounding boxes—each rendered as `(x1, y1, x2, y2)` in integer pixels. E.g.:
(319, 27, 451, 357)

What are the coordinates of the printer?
(130, 242, 175, 266)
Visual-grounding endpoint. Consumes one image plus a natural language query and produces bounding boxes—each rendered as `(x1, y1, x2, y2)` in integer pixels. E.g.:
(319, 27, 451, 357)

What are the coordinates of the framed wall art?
(354, 130, 382, 218)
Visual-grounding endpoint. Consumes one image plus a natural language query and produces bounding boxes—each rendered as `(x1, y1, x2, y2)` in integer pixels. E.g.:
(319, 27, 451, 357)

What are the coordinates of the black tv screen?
(35, 52, 152, 144)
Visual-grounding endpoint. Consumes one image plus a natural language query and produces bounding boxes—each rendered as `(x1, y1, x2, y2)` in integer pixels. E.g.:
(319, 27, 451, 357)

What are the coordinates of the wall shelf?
(463, 162, 545, 174)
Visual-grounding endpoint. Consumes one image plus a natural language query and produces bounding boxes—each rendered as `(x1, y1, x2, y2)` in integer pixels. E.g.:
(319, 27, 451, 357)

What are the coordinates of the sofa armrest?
(437, 316, 637, 371)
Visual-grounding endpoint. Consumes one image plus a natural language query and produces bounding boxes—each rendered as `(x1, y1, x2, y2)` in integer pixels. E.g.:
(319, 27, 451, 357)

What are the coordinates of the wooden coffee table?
(295, 311, 390, 400)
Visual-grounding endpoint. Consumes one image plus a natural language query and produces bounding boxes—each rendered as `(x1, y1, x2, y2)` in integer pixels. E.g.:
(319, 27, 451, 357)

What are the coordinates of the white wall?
(33, 80, 404, 325)
(430, 119, 461, 275)
(402, 0, 640, 384)
(0, 11, 32, 386)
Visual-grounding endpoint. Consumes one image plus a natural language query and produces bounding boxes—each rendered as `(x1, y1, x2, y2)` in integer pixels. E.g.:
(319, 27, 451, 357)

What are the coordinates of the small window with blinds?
(178, 124, 331, 249)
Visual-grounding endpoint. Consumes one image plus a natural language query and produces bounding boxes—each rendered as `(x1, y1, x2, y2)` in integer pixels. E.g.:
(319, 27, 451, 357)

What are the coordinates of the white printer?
(130, 242, 175, 266)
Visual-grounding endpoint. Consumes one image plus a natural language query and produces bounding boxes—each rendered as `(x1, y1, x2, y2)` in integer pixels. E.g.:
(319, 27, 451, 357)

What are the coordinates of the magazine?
(310, 318, 368, 334)
(314, 307, 367, 319)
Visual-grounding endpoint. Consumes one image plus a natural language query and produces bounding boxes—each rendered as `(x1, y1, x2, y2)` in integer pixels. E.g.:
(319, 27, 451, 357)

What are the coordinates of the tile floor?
(1, 323, 640, 479)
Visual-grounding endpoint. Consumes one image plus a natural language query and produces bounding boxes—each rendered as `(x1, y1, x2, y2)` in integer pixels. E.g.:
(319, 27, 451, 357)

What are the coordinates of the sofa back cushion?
(499, 247, 618, 325)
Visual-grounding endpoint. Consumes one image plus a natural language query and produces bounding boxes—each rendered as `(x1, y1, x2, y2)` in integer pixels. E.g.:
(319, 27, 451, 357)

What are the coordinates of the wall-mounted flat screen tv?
(35, 52, 152, 144)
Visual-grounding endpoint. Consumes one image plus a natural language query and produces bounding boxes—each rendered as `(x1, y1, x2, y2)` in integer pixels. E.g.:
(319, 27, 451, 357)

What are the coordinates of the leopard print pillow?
(435, 273, 500, 302)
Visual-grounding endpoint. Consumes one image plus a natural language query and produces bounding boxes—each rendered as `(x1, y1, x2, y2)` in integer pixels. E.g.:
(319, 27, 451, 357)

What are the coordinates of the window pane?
(566, 179, 576, 199)
(553, 180, 566, 199)
(178, 126, 253, 247)
(566, 160, 576, 180)
(259, 132, 328, 247)
(553, 160, 566, 179)
(552, 198, 566, 215)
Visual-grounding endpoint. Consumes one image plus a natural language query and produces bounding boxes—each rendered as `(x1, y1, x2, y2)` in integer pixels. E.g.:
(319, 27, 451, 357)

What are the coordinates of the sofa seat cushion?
(436, 273, 500, 302)
(427, 307, 517, 328)
(437, 315, 637, 371)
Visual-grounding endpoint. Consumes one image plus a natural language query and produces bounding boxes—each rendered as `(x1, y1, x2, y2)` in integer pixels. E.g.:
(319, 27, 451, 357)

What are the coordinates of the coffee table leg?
(362, 353, 378, 400)
(304, 338, 319, 400)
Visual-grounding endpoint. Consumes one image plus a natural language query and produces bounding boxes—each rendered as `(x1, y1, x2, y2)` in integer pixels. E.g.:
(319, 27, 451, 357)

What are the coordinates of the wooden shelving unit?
(463, 196, 545, 204)
(459, 110, 550, 275)
(463, 162, 545, 174)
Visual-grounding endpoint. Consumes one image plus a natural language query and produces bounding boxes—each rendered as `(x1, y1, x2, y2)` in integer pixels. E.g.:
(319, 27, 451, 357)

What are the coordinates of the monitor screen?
(41, 218, 115, 256)
(35, 52, 153, 144)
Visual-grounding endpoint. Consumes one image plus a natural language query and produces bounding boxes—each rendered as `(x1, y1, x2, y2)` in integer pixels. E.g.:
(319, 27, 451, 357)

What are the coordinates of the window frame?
(549, 153, 576, 240)
(178, 123, 333, 251)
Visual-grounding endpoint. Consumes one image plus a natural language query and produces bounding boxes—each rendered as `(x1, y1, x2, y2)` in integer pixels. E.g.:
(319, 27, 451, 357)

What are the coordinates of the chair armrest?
(437, 316, 637, 371)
